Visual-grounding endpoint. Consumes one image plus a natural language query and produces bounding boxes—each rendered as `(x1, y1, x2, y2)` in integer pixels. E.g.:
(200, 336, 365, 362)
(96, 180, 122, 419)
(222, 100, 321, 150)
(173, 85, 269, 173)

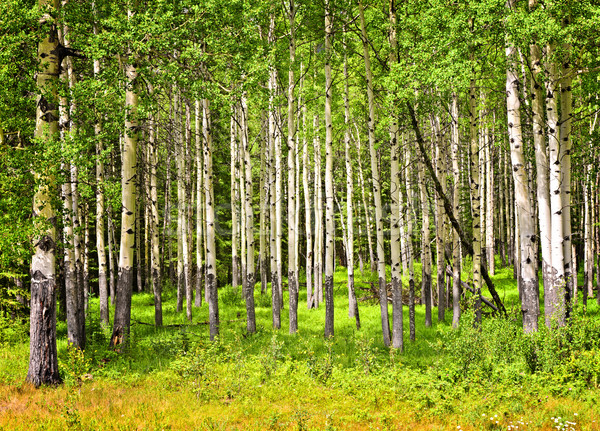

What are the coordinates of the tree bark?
(360, 0, 390, 346)
(110, 53, 138, 347)
(27, 0, 62, 386)
(506, 29, 539, 332)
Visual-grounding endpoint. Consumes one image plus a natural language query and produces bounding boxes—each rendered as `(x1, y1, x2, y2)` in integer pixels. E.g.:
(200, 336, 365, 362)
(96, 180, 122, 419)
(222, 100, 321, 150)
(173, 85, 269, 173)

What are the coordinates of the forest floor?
(2, 264, 600, 430)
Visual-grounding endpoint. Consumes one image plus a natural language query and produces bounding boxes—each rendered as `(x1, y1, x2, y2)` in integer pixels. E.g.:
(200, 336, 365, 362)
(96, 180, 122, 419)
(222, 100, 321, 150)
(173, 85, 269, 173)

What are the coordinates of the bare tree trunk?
(468, 74, 482, 324)
(343, 34, 359, 328)
(545, 42, 566, 328)
(231, 111, 240, 290)
(418, 160, 432, 327)
(324, 0, 334, 338)
(404, 144, 416, 341)
(110, 50, 138, 347)
(267, 23, 281, 327)
(433, 114, 446, 322)
(195, 100, 204, 308)
(240, 96, 256, 334)
(450, 93, 462, 328)
(313, 113, 323, 308)
(288, 0, 299, 334)
(203, 98, 219, 340)
(184, 101, 192, 321)
(529, 40, 552, 304)
(259, 113, 269, 295)
(148, 102, 162, 326)
(559, 41, 573, 313)
(27, 0, 62, 387)
(485, 125, 494, 276)
(506, 26, 539, 332)
(360, 0, 390, 346)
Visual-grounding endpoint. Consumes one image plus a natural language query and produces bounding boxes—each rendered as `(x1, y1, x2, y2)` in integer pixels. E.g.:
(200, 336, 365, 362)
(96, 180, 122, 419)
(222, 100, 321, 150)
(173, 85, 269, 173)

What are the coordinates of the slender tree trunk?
(231, 112, 240, 290)
(389, 0, 402, 348)
(343, 34, 359, 328)
(545, 43, 566, 328)
(485, 126, 494, 276)
(267, 24, 281, 327)
(418, 160, 432, 326)
(433, 114, 446, 322)
(203, 98, 219, 340)
(324, 0, 334, 338)
(360, 0, 390, 346)
(529, 40, 552, 304)
(313, 113, 323, 308)
(184, 101, 192, 321)
(108, 205, 116, 305)
(450, 93, 462, 328)
(288, 0, 299, 334)
(468, 75, 482, 324)
(506, 29, 539, 332)
(259, 113, 268, 295)
(27, 0, 62, 387)
(240, 96, 257, 334)
(559, 41, 573, 313)
(148, 103, 162, 326)
(195, 100, 204, 308)
(110, 50, 138, 347)
(404, 144, 416, 341)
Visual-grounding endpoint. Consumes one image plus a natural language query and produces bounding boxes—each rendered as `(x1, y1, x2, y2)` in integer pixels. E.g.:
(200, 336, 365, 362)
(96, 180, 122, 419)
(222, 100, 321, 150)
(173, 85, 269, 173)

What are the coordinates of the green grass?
(2, 263, 600, 430)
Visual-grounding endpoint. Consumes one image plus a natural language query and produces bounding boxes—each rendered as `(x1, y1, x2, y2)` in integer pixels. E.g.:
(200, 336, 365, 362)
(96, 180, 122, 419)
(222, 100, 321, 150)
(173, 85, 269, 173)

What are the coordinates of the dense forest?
(1, 0, 600, 428)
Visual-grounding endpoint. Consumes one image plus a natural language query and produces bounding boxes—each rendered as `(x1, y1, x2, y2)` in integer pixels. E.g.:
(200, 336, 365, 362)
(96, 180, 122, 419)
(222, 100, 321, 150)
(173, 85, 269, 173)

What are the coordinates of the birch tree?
(27, 0, 62, 386)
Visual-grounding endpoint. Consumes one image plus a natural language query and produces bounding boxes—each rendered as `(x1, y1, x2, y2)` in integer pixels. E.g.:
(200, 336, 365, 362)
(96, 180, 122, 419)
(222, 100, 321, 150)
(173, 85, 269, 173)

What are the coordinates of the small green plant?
(60, 344, 92, 386)
(355, 335, 376, 375)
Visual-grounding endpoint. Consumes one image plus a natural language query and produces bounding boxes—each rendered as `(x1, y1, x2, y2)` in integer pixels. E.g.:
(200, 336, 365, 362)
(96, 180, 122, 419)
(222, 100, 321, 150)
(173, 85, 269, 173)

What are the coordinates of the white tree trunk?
(360, 0, 390, 346)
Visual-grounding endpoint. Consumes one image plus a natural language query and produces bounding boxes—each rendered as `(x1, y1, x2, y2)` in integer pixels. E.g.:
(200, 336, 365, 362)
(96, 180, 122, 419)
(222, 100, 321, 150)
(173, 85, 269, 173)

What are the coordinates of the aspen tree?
(485, 123, 494, 276)
(313, 113, 323, 307)
(418, 160, 432, 327)
(545, 42, 566, 328)
(231, 111, 240, 289)
(302, 104, 313, 310)
(506, 10, 539, 332)
(559, 36, 573, 310)
(450, 93, 461, 328)
(324, 0, 334, 337)
(360, 0, 390, 346)
(27, 0, 62, 386)
(195, 100, 204, 307)
(93, 2, 108, 326)
(389, 0, 402, 347)
(468, 73, 482, 324)
(355, 128, 376, 274)
(403, 140, 416, 341)
(343, 31, 359, 328)
(267, 18, 281, 326)
(149, 104, 162, 326)
(110, 32, 138, 346)
(432, 113, 446, 322)
(203, 98, 219, 340)
(184, 101, 192, 321)
(241, 95, 257, 333)
(259, 113, 268, 295)
(288, 0, 299, 334)
(530, 36, 552, 297)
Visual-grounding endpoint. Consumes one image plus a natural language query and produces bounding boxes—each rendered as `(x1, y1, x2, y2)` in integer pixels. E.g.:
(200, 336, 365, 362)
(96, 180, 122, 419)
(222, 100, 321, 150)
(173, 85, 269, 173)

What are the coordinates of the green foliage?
(59, 344, 92, 386)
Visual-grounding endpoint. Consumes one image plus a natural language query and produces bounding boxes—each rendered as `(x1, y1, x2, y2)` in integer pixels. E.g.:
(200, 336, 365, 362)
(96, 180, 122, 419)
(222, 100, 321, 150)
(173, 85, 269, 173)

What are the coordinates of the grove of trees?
(1, 0, 600, 387)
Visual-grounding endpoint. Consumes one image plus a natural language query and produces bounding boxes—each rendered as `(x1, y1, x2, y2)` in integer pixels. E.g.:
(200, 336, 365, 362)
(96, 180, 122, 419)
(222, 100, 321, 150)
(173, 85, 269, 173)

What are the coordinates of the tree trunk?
(545, 43, 566, 328)
(450, 93, 462, 328)
(313, 113, 323, 308)
(241, 96, 257, 334)
(530, 40, 552, 306)
(27, 0, 62, 386)
(506, 30, 539, 333)
(343, 34, 359, 329)
(324, 0, 334, 338)
(360, 0, 390, 346)
(149, 103, 162, 326)
(288, 0, 299, 334)
(418, 160, 432, 327)
(195, 100, 204, 308)
(110, 52, 138, 347)
(203, 98, 219, 340)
